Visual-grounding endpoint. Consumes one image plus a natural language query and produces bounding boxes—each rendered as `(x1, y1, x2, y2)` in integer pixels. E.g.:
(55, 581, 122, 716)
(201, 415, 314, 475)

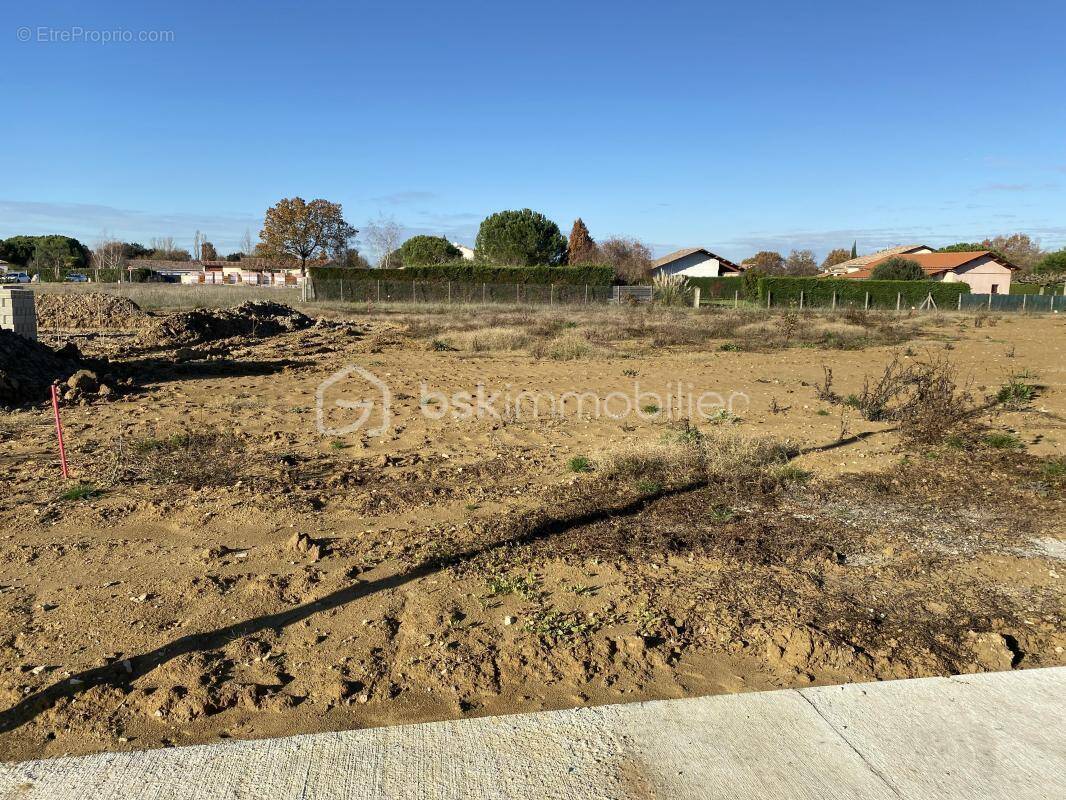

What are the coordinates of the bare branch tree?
(363, 215, 403, 269)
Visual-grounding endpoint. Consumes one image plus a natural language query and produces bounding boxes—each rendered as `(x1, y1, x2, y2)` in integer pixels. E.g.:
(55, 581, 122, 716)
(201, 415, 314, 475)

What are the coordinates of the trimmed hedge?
(1011, 282, 1065, 295)
(757, 277, 970, 309)
(309, 263, 614, 286)
(686, 276, 749, 300)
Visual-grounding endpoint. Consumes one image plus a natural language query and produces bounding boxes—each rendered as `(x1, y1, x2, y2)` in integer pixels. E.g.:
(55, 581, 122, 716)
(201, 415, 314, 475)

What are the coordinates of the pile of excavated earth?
(34, 293, 150, 331)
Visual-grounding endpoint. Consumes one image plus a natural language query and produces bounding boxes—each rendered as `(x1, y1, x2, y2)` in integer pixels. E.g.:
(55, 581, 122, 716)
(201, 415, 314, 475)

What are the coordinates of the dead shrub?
(107, 429, 246, 489)
(828, 353, 978, 444)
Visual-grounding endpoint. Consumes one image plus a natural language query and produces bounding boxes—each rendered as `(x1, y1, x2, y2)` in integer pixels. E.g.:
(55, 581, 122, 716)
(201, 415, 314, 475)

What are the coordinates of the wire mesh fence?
(308, 279, 615, 306)
(960, 293, 1061, 313)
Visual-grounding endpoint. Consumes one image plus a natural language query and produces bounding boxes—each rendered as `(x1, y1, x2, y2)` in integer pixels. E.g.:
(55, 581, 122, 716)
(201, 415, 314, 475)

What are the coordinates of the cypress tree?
(851, 240, 858, 259)
(567, 218, 599, 265)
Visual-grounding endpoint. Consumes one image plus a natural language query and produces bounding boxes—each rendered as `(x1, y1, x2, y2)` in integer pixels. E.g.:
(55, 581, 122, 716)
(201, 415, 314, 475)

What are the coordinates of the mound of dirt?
(35, 293, 150, 331)
(150, 302, 313, 346)
(0, 330, 82, 406)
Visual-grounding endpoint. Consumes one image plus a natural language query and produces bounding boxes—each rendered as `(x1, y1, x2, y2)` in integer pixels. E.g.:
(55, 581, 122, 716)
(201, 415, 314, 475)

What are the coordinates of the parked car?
(64, 273, 89, 282)
(0, 271, 31, 284)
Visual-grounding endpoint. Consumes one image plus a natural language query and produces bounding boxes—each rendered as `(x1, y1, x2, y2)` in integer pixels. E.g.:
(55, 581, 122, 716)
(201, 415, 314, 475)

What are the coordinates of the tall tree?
(260, 197, 357, 275)
(851, 241, 858, 259)
(201, 241, 218, 261)
(475, 209, 567, 266)
(821, 248, 852, 269)
(741, 250, 785, 273)
(566, 218, 599, 265)
(363, 215, 403, 268)
(782, 249, 819, 275)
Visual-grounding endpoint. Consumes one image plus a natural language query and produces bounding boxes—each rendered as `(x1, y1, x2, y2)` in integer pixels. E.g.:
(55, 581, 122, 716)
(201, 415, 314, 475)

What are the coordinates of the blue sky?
(3, 0, 1065, 261)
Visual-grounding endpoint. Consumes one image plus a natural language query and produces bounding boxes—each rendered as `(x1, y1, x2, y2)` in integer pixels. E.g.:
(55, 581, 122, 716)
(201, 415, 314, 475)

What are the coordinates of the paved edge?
(1, 668, 1063, 800)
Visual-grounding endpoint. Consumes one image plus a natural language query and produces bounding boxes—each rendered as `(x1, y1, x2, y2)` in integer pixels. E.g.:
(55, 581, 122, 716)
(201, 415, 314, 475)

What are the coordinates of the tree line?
(4, 196, 1064, 283)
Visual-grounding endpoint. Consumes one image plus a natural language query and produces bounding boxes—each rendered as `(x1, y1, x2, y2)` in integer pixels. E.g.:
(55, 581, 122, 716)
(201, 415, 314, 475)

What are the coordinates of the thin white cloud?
(370, 191, 439, 205)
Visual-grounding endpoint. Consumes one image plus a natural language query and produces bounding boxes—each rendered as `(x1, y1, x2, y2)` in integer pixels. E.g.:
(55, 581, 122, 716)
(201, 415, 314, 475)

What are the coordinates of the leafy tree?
(121, 242, 152, 259)
(870, 257, 925, 281)
(783, 249, 819, 276)
(984, 233, 1043, 271)
(941, 234, 1043, 270)
(260, 197, 357, 274)
(475, 208, 567, 266)
(567, 218, 599, 265)
(851, 241, 858, 259)
(225, 252, 243, 262)
(821, 248, 852, 269)
(396, 235, 461, 267)
(741, 250, 785, 273)
(200, 241, 219, 261)
(0, 235, 90, 269)
(599, 236, 652, 283)
(1034, 249, 1066, 274)
(32, 236, 91, 280)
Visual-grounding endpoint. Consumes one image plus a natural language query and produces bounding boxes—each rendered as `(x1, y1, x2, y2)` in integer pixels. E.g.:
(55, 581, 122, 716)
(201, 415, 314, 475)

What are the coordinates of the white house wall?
(657, 253, 728, 277)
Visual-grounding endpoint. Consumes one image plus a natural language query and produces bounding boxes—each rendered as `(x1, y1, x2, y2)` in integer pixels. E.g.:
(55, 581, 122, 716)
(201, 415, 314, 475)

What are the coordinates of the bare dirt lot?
(1, 292, 1063, 761)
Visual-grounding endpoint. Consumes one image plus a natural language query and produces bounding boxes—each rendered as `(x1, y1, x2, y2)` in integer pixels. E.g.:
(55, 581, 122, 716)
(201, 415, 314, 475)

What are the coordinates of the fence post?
(988, 293, 993, 310)
(584, 284, 589, 305)
(516, 283, 520, 304)
(864, 292, 870, 311)
(550, 284, 554, 306)
(1050, 294, 1055, 313)
(831, 291, 836, 311)
(957, 293, 962, 311)
(483, 282, 487, 304)
(1022, 294, 1027, 312)
(766, 291, 771, 309)
(799, 290, 804, 310)
(693, 287, 701, 308)
(734, 290, 739, 309)
(896, 292, 901, 311)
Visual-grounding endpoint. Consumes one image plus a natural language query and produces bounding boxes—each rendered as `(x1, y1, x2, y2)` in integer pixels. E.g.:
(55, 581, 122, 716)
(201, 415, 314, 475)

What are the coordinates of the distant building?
(823, 244, 933, 275)
(128, 259, 304, 286)
(451, 242, 475, 261)
(648, 248, 743, 278)
(841, 251, 1018, 294)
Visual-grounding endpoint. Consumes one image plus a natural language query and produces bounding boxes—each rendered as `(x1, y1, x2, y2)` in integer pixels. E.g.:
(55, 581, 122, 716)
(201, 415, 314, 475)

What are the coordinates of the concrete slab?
(1, 668, 1062, 800)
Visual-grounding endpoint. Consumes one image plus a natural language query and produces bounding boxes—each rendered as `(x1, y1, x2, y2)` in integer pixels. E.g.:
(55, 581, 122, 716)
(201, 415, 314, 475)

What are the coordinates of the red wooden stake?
(51, 384, 70, 479)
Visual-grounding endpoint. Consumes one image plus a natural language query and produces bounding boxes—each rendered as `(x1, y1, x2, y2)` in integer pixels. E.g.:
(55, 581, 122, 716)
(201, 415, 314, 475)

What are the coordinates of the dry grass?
(106, 429, 247, 489)
(438, 327, 532, 352)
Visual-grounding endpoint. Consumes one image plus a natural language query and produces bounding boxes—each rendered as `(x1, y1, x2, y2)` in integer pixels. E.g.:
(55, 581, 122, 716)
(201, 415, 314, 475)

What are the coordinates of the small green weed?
(61, 482, 102, 501)
(568, 456, 593, 473)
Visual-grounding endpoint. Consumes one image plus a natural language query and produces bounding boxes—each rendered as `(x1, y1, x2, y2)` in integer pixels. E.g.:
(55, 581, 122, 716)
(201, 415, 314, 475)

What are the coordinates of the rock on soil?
(150, 302, 313, 346)
(35, 292, 149, 331)
(0, 330, 82, 406)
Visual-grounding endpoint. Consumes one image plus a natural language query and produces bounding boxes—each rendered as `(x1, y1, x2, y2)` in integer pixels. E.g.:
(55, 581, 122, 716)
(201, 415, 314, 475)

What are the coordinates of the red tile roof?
(843, 251, 1017, 279)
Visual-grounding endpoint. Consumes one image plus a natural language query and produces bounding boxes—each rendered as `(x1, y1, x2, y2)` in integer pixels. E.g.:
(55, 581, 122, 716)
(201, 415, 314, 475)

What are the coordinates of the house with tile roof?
(842, 250, 1019, 294)
(648, 247, 743, 278)
(823, 244, 934, 275)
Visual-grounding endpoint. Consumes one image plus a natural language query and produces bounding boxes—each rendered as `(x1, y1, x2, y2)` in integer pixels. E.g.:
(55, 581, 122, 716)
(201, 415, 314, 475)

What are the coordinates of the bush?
(757, 276, 968, 309)
(475, 209, 567, 266)
(397, 235, 461, 267)
(870, 257, 926, 281)
(309, 263, 614, 286)
(652, 273, 693, 306)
